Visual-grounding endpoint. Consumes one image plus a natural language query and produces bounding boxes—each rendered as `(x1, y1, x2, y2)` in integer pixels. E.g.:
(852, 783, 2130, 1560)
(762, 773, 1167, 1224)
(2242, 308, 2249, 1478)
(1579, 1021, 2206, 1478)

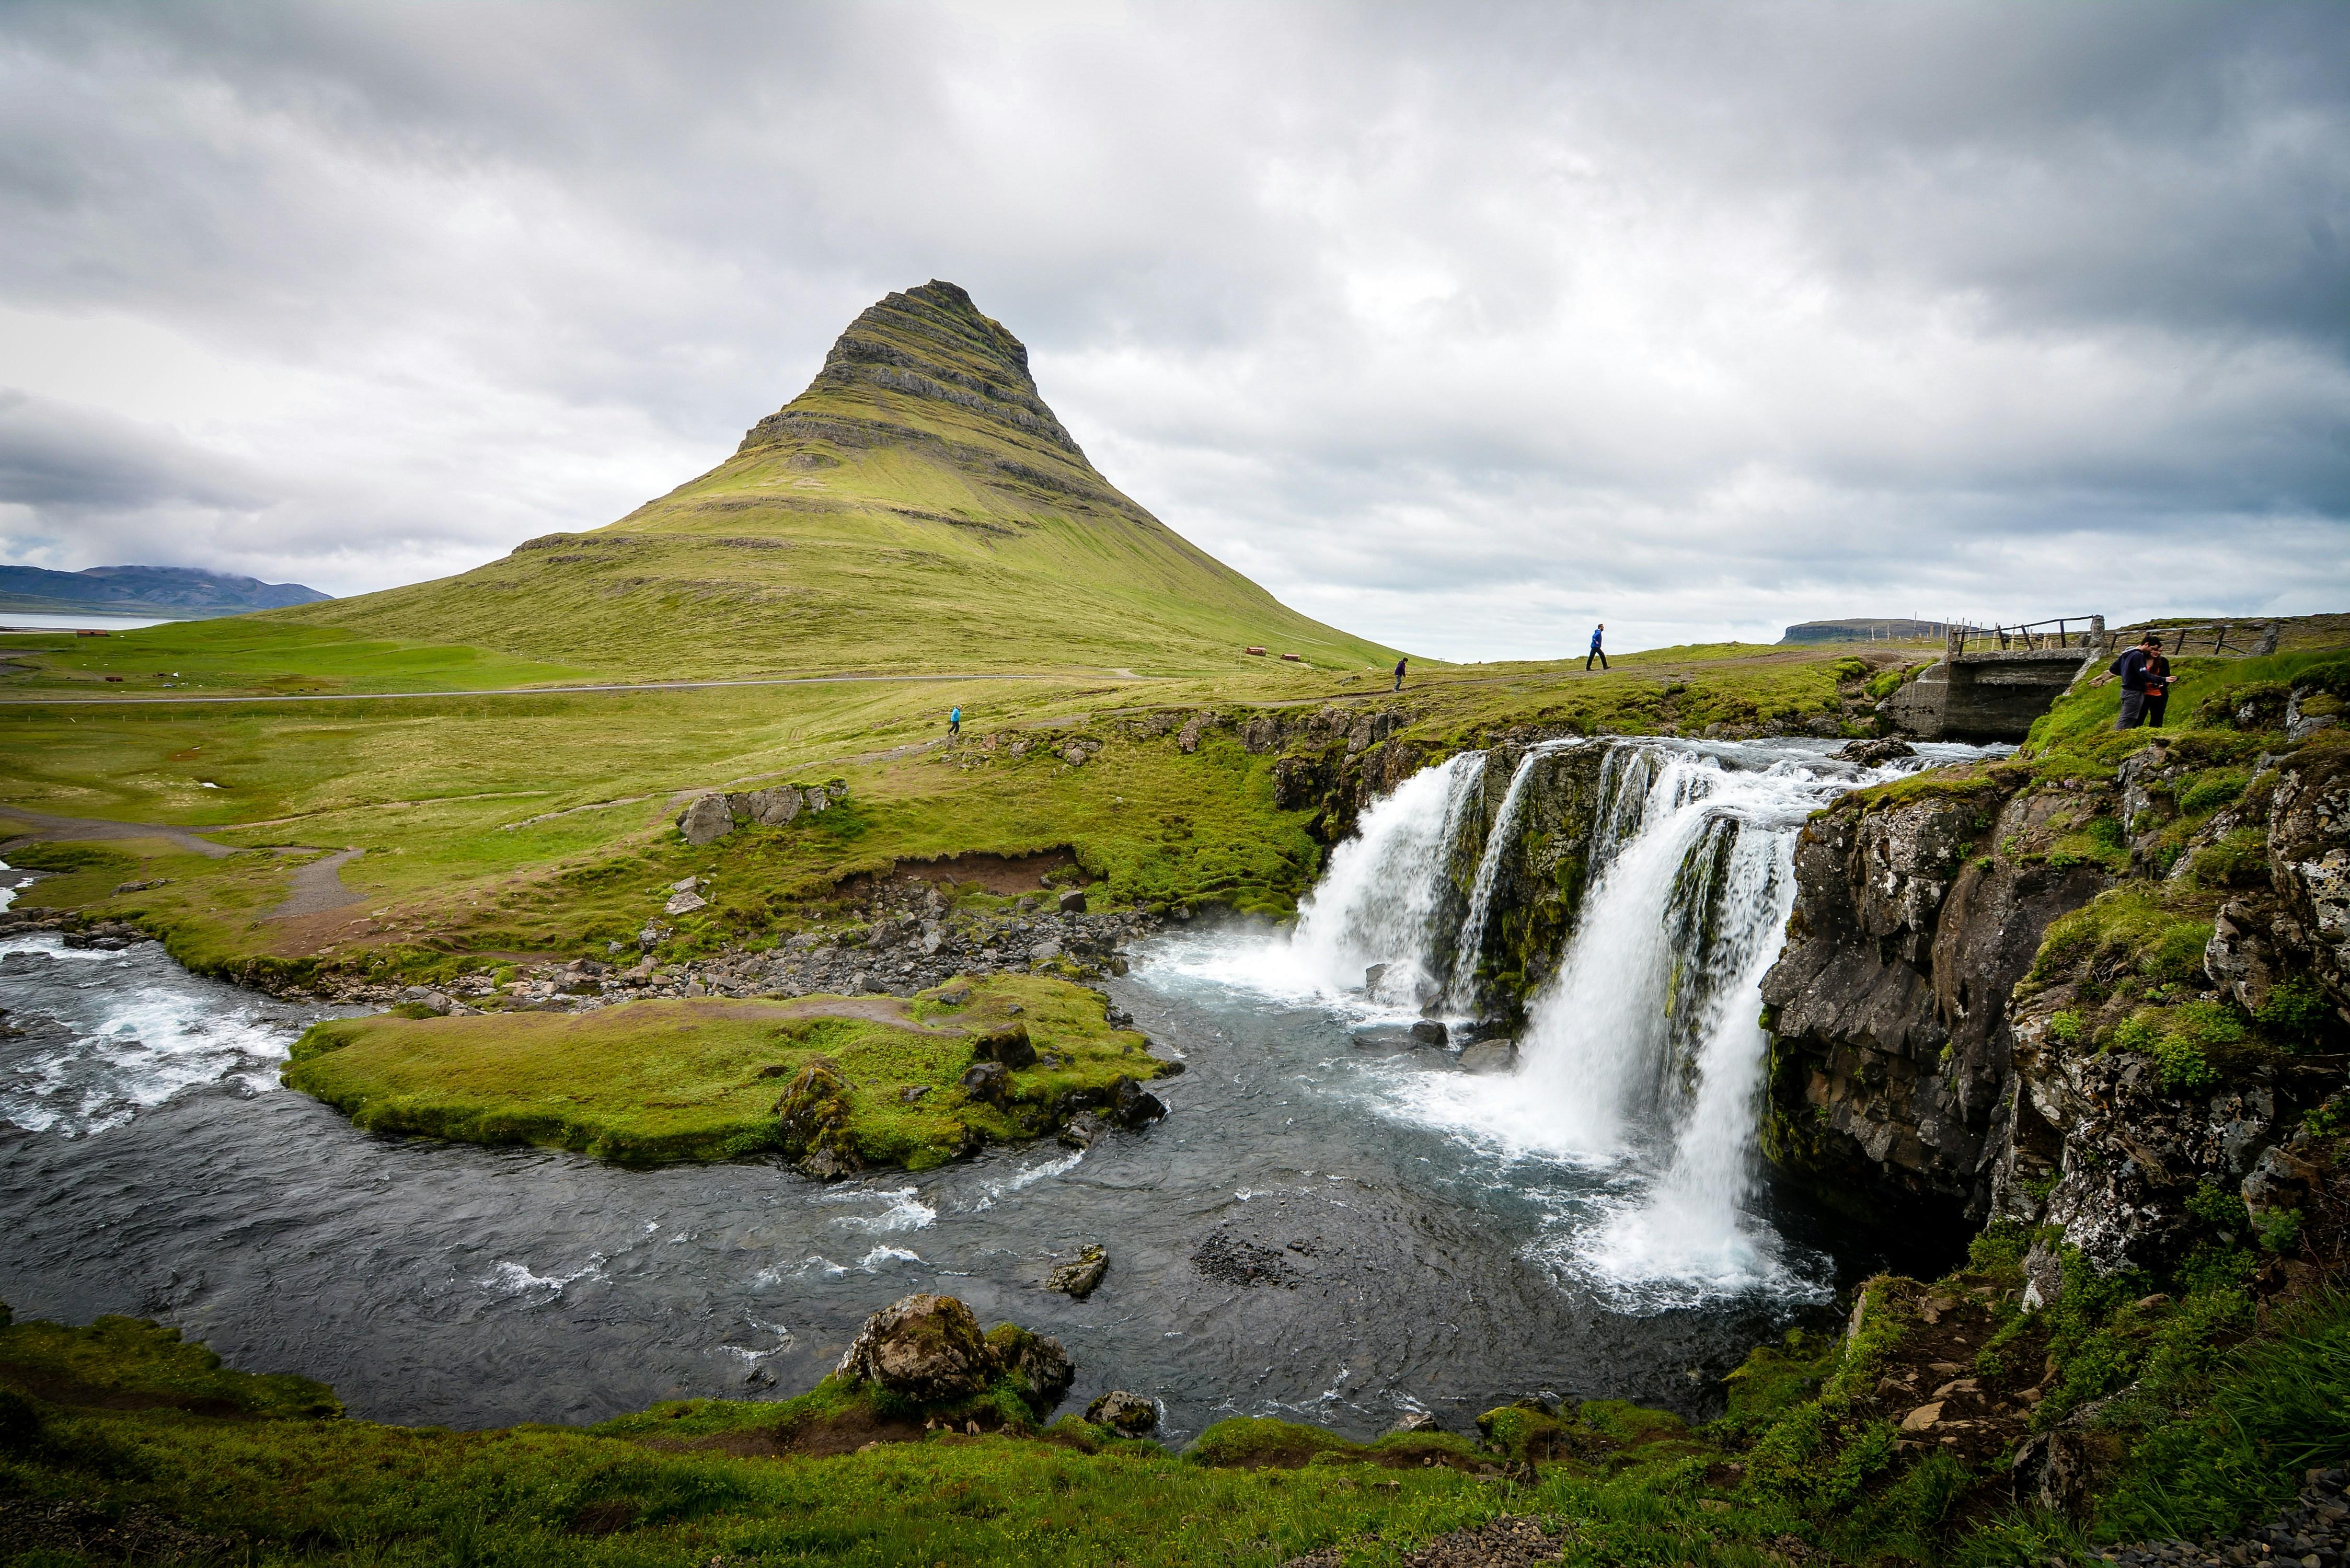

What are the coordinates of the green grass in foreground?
(284, 974, 1167, 1168)
(7, 1274, 2346, 1566)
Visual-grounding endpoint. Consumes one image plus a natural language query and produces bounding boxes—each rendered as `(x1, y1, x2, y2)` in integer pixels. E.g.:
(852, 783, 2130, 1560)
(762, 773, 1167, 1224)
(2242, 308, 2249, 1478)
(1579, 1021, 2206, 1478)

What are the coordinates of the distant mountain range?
(1780, 618, 1986, 645)
(0, 564, 331, 619)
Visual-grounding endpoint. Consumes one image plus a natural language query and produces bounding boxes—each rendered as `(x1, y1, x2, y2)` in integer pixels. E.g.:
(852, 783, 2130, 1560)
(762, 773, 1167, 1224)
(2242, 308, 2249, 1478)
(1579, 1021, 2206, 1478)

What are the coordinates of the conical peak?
(740, 280, 1085, 460)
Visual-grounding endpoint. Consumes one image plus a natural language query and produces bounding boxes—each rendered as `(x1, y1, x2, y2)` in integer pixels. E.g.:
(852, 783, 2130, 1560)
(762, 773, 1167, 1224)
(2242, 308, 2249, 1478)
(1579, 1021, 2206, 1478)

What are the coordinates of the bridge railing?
(1948, 616, 2104, 653)
(1946, 617, 2279, 658)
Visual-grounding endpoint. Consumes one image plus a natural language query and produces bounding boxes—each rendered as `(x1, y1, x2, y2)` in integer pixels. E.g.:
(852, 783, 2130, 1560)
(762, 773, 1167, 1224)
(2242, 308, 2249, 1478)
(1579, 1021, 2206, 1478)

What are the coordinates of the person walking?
(1585, 623, 1608, 671)
(2092, 632, 2171, 730)
(1392, 656, 1407, 692)
(948, 704, 961, 740)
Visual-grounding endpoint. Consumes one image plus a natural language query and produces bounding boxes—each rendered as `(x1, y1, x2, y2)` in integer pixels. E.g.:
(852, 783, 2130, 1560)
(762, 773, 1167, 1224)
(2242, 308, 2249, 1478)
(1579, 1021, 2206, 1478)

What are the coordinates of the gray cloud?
(0, 1, 2344, 653)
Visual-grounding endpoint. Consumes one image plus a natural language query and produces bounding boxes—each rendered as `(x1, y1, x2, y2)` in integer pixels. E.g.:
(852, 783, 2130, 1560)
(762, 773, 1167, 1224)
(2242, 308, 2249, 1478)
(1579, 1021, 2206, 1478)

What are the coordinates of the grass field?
(0, 633, 1910, 986)
(283, 974, 1172, 1167)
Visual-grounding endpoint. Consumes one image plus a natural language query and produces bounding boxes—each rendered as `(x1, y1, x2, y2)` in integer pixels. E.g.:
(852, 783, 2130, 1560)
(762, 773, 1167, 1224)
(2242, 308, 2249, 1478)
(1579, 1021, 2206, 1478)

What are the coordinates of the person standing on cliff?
(1586, 623, 1608, 671)
(1392, 656, 1407, 692)
(2093, 632, 2171, 730)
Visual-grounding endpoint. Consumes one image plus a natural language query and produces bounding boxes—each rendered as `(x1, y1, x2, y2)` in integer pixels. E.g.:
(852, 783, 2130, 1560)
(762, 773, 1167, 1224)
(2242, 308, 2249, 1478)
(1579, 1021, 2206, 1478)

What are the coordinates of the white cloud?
(0, 1, 2343, 650)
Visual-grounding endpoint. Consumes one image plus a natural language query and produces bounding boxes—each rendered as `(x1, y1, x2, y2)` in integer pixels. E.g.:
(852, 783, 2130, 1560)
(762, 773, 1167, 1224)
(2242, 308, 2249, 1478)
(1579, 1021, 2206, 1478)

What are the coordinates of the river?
(0, 736, 1986, 1440)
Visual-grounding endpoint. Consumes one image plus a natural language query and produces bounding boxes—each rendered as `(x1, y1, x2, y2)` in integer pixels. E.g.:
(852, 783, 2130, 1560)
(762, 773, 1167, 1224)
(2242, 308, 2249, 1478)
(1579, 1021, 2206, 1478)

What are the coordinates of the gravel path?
(2099, 1468, 2347, 1568)
(0, 805, 235, 859)
(266, 848, 365, 918)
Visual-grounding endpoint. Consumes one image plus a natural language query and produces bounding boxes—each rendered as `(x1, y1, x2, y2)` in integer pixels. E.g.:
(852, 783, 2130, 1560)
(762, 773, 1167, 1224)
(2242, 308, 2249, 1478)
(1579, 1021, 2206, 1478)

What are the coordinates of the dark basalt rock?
(1110, 1076, 1165, 1126)
(971, 1023, 1035, 1069)
(1085, 1389, 1158, 1436)
(958, 1060, 1011, 1105)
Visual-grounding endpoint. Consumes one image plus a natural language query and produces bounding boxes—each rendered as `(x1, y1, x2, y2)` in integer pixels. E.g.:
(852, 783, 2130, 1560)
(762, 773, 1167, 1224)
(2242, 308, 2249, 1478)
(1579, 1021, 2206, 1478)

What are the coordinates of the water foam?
(825, 1186, 938, 1233)
(971, 1150, 1082, 1212)
(0, 936, 329, 1137)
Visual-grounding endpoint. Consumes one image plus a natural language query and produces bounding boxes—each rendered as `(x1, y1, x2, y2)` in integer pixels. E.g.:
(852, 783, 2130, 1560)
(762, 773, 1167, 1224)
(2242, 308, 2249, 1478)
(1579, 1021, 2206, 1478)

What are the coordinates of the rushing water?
(0, 740, 1980, 1439)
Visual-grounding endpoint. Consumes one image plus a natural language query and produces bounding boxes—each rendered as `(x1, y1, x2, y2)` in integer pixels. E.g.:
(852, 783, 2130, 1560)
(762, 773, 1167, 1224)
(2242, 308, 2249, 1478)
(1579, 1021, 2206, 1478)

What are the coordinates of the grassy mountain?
(269, 281, 1403, 678)
(0, 563, 328, 617)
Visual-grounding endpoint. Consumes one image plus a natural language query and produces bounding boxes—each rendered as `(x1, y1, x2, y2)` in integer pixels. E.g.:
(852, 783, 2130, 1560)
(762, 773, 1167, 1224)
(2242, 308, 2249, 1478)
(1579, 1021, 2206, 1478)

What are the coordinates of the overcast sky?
(2, 2, 2345, 658)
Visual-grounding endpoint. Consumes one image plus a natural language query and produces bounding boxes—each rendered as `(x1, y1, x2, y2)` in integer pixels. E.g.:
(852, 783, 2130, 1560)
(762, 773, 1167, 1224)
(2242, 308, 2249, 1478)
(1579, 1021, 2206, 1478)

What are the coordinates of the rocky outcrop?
(676, 781, 842, 846)
(1765, 730, 2350, 1277)
(1761, 764, 2115, 1221)
(834, 1293, 1073, 1417)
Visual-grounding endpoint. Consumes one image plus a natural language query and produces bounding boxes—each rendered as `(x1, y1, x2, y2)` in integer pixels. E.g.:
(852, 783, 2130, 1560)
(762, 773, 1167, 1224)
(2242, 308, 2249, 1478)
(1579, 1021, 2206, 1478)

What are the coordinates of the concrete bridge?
(1883, 616, 2279, 742)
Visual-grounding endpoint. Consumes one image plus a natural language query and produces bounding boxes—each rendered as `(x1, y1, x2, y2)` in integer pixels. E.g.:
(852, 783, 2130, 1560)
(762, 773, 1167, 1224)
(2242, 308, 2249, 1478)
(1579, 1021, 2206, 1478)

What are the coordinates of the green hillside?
(269, 281, 1403, 679)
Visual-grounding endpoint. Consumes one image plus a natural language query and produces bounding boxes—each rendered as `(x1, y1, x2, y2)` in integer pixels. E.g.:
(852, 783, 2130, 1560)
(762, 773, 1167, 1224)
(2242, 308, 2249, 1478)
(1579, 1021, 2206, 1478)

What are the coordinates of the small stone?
(1057, 889, 1087, 914)
(1901, 1401, 1944, 1432)
(1409, 1019, 1448, 1047)
(960, 1060, 1011, 1104)
(1045, 1244, 1109, 1299)
(1058, 1110, 1107, 1150)
(664, 889, 707, 916)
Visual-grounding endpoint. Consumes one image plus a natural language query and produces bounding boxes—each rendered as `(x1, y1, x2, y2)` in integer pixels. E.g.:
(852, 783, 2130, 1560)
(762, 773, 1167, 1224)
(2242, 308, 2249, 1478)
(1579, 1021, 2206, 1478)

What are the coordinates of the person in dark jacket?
(1586, 623, 1607, 671)
(2093, 632, 2171, 729)
(1392, 656, 1407, 692)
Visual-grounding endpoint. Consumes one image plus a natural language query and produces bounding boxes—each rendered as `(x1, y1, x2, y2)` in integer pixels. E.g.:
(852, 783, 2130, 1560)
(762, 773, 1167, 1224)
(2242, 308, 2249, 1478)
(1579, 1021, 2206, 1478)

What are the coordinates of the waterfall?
(1168, 750, 1488, 1004)
(1140, 732, 1982, 1305)
(1370, 737, 1940, 1305)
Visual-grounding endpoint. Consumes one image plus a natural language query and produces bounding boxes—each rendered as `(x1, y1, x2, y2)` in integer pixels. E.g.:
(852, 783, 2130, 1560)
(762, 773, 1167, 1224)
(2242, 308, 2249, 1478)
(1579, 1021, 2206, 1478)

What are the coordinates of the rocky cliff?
(1762, 660, 2350, 1289)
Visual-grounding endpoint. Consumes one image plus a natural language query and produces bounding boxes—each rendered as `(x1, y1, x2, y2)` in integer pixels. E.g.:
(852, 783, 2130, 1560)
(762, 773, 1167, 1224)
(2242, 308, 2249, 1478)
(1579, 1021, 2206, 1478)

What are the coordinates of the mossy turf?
(283, 974, 1165, 1168)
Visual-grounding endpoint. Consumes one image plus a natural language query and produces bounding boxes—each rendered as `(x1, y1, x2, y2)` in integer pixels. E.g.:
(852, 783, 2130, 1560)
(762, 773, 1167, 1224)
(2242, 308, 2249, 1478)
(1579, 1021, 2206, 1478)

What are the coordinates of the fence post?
(2255, 621, 2279, 656)
(2091, 614, 2109, 653)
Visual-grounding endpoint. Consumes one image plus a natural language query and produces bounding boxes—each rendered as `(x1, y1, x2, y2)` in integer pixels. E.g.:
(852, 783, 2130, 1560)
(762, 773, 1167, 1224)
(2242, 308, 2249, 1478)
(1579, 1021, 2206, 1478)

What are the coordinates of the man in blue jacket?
(1585, 623, 1607, 671)
(2093, 632, 2171, 730)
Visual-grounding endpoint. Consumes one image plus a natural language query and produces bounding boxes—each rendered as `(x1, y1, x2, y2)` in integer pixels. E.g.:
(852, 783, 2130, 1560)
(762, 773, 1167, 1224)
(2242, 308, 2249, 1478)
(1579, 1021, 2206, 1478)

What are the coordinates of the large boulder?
(729, 786, 802, 826)
(1110, 1075, 1165, 1126)
(835, 1294, 993, 1402)
(676, 794, 735, 846)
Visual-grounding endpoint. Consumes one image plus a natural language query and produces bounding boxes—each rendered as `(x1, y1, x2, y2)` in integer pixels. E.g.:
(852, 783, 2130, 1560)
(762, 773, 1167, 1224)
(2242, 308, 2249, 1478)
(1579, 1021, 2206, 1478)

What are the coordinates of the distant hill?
(268, 281, 1404, 678)
(0, 564, 330, 619)
(1781, 618, 1984, 645)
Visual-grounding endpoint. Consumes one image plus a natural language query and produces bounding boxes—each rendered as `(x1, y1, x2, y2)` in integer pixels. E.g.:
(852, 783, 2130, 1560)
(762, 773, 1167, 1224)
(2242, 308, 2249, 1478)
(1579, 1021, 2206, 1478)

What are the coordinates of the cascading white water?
(1377, 738, 1968, 1306)
(1154, 750, 1488, 1005)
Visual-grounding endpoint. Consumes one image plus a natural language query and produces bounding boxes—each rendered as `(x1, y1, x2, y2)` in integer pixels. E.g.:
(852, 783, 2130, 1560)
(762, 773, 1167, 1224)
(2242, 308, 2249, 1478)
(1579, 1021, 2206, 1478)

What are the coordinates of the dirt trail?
(0, 806, 235, 860)
(266, 849, 365, 920)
